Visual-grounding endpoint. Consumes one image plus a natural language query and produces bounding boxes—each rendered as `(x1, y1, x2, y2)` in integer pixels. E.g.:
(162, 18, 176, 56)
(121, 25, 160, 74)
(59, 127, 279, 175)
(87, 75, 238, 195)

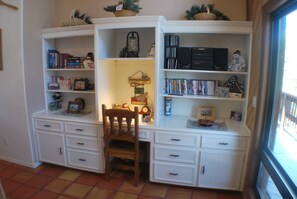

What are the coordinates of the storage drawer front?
(67, 149, 99, 171)
(201, 136, 247, 150)
(35, 119, 63, 132)
(66, 135, 98, 151)
(153, 162, 196, 186)
(154, 146, 197, 164)
(155, 132, 198, 147)
(65, 122, 97, 136)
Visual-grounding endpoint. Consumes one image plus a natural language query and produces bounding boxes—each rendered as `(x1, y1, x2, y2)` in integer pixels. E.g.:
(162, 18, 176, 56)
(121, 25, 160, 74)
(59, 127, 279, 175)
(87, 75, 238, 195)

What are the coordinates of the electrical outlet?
(252, 96, 257, 108)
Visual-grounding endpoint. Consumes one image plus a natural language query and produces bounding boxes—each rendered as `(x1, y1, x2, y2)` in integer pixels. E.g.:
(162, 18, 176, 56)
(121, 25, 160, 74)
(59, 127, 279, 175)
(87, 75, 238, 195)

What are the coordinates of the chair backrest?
(102, 104, 139, 144)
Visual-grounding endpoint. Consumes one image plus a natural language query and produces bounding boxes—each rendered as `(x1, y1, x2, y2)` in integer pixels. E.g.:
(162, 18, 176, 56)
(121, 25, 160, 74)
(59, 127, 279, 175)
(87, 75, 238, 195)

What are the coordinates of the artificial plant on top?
(185, 4, 230, 20)
(104, 0, 142, 16)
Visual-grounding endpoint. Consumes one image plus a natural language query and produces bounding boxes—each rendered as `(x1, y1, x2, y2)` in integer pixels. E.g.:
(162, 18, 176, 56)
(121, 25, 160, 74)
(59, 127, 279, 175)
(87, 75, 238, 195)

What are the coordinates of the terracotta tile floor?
(0, 159, 243, 199)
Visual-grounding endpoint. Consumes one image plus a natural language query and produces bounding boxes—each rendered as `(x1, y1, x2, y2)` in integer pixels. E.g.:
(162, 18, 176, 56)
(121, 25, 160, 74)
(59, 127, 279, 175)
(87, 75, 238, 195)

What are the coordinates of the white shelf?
(161, 94, 246, 101)
(47, 90, 95, 94)
(161, 69, 249, 75)
(98, 57, 155, 61)
(45, 68, 95, 71)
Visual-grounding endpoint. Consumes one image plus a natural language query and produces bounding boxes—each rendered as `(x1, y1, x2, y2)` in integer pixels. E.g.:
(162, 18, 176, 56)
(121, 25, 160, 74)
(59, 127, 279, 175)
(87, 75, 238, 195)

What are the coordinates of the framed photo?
(74, 79, 88, 91)
(197, 106, 216, 121)
(67, 101, 81, 114)
(215, 87, 229, 97)
(230, 111, 242, 121)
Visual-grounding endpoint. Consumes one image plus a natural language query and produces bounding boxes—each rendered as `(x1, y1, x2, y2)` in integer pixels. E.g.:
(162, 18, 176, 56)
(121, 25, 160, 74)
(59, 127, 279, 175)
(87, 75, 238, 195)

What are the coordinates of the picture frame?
(215, 87, 229, 97)
(230, 111, 242, 121)
(66, 101, 81, 114)
(197, 106, 216, 121)
(73, 79, 88, 91)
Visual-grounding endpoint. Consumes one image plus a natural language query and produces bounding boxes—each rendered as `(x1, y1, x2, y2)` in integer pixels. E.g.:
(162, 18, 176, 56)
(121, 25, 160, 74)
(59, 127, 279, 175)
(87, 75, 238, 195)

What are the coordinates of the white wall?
(54, 0, 246, 27)
(0, 0, 55, 167)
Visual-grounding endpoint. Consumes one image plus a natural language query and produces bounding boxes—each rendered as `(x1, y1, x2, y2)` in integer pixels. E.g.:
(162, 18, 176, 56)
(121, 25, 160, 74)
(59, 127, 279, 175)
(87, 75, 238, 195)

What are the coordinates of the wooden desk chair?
(102, 104, 140, 186)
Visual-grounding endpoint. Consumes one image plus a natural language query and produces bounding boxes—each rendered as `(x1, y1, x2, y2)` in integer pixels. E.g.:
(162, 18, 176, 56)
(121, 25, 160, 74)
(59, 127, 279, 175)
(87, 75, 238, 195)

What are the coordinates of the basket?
(114, 9, 137, 17)
(193, 6, 216, 20)
(193, 12, 216, 20)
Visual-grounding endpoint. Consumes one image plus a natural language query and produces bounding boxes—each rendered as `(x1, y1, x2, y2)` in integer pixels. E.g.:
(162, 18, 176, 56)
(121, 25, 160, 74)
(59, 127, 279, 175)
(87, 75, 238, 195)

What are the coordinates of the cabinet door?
(198, 150, 245, 190)
(36, 131, 66, 166)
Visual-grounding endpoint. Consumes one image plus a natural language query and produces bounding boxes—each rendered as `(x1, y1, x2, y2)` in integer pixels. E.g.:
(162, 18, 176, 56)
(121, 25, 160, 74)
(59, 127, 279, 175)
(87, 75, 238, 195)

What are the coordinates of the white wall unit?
(33, 25, 103, 173)
(32, 16, 252, 191)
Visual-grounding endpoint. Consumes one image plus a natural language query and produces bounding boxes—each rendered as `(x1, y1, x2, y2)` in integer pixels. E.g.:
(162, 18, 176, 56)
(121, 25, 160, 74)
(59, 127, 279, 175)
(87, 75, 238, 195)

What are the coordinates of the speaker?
(177, 47, 191, 69)
(213, 48, 228, 71)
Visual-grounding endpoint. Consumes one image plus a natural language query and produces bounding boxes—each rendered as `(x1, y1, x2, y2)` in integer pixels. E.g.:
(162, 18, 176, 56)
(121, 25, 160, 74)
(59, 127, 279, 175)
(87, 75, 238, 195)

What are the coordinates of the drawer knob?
(169, 172, 179, 176)
(170, 138, 181, 142)
(59, 147, 62, 155)
(44, 124, 51, 128)
(77, 142, 85, 145)
(218, 142, 229, 146)
(76, 128, 84, 131)
(170, 154, 179, 158)
(78, 158, 86, 161)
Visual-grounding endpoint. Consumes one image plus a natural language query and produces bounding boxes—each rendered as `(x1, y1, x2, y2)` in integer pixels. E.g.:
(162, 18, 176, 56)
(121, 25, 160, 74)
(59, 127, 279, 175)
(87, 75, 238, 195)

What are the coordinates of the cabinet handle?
(218, 142, 229, 146)
(169, 154, 179, 158)
(44, 124, 51, 128)
(169, 172, 179, 176)
(59, 147, 62, 155)
(78, 158, 86, 161)
(76, 128, 84, 131)
(77, 142, 85, 145)
(170, 138, 181, 142)
(201, 166, 205, 174)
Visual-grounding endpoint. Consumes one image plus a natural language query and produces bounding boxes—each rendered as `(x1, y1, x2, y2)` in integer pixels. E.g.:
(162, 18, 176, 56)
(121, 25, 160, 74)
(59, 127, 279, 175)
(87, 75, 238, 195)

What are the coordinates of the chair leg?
(134, 159, 139, 186)
(105, 155, 110, 181)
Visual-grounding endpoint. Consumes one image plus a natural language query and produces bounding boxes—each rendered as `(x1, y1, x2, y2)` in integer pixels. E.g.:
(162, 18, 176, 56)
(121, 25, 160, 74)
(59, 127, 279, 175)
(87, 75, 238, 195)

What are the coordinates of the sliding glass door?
(256, 1, 297, 198)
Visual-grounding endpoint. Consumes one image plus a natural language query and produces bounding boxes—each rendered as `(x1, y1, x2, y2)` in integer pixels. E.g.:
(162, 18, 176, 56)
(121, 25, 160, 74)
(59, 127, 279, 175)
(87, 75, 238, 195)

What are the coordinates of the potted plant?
(104, 0, 142, 17)
(185, 4, 230, 20)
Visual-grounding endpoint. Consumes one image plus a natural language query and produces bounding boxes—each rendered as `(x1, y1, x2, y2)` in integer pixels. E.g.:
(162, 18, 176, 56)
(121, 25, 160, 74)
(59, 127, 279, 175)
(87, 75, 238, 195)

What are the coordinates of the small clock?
(140, 105, 151, 115)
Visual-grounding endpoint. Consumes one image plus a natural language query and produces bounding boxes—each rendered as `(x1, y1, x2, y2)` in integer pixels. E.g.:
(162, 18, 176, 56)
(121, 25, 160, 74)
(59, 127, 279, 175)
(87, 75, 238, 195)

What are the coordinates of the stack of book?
(48, 49, 84, 69)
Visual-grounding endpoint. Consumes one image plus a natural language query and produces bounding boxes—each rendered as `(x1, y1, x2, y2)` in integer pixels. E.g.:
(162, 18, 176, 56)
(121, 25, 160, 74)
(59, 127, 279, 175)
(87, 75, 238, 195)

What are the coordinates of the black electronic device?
(177, 47, 191, 69)
(213, 48, 228, 71)
(191, 47, 214, 70)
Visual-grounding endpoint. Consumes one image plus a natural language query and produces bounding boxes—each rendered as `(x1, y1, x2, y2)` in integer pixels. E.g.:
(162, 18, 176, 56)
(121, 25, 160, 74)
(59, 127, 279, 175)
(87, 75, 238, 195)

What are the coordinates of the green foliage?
(185, 4, 230, 20)
(104, 0, 142, 13)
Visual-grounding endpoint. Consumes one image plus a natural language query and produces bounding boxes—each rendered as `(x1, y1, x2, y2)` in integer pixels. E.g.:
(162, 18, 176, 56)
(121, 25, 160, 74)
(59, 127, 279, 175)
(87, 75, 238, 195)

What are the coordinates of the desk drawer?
(67, 148, 99, 171)
(65, 122, 97, 137)
(153, 161, 196, 186)
(201, 135, 247, 150)
(35, 119, 63, 133)
(154, 146, 197, 164)
(65, 135, 98, 151)
(155, 131, 198, 147)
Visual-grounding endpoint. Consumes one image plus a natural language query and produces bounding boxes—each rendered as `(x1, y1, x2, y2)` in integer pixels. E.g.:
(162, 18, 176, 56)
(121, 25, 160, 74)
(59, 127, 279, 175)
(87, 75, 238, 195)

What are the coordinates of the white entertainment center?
(32, 16, 252, 191)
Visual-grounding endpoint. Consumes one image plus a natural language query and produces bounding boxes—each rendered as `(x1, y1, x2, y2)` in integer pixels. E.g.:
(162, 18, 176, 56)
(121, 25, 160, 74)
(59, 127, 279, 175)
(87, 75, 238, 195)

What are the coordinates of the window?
(256, 1, 297, 198)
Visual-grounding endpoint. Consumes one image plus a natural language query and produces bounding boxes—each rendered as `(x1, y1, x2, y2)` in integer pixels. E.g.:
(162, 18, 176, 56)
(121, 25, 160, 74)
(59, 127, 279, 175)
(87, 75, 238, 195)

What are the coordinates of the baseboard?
(0, 155, 41, 168)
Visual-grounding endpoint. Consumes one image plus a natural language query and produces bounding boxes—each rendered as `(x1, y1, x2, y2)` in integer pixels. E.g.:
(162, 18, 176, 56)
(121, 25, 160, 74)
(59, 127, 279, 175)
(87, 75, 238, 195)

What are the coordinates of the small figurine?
(148, 42, 155, 57)
(83, 52, 94, 69)
(229, 50, 246, 72)
(48, 92, 62, 111)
